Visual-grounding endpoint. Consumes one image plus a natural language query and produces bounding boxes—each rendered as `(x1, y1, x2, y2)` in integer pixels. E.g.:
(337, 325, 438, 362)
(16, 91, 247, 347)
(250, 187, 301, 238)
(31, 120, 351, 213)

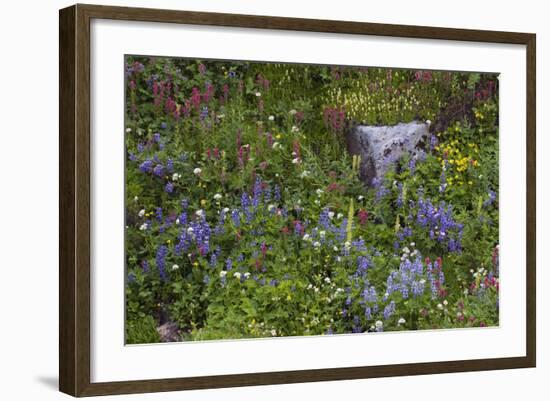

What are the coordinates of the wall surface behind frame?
(0, 0, 546, 400)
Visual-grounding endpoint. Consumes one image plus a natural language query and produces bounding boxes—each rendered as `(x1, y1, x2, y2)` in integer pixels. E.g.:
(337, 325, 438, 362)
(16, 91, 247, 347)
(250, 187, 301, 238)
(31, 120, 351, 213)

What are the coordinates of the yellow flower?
(193, 261, 199, 268)
(200, 199, 207, 206)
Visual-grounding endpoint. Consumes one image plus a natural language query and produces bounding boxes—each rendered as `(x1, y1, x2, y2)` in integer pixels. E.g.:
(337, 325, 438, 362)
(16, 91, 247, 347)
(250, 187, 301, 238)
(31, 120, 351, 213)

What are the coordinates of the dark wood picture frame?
(59, 3, 536, 397)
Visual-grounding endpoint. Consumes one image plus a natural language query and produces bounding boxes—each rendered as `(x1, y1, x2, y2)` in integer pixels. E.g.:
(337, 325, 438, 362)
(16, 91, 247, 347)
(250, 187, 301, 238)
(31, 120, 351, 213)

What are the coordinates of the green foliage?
(124, 56, 500, 343)
(126, 315, 161, 345)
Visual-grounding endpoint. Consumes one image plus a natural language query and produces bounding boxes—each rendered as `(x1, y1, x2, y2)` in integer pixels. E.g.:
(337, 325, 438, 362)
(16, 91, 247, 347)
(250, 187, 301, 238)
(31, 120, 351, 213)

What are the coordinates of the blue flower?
(383, 300, 396, 320)
(139, 159, 153, 173)
(156, 245, 169, 282)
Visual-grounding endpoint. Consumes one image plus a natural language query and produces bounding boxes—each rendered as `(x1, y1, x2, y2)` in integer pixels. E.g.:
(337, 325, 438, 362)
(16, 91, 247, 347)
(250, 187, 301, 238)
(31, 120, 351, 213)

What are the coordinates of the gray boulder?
(157, 321, 181, 342)
(346, 121, 430, 186)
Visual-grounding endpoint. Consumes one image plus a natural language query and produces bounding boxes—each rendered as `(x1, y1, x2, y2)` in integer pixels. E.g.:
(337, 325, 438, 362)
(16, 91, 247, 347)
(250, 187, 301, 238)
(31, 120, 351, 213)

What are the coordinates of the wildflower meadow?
(124, 56, 499, 344)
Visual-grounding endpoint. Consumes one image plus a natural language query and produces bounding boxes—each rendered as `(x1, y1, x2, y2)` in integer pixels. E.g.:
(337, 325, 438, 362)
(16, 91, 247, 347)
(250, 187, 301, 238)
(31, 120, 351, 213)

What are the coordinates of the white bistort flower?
(328, 211, 335, 219)
(213, 193, 222, 201)
(255, 92, 261, 97)
(375, 320, 384, 329)
(268, 115, 275, 121)
(219, 271, 227, 277)
(172, 173, 181, 181)
(233, 272, 242, 279)
(139, 223, 148, 231)
(398, 317, 406, 325)
(172, 264, 179, 271)
(243, 272, 251, 279)
(193, 167, 202, 175)
(138, 209, 145, 218)
(195, 209, 204, 217)
(313, 241, 321, 248)
(291, 158, 300, 164)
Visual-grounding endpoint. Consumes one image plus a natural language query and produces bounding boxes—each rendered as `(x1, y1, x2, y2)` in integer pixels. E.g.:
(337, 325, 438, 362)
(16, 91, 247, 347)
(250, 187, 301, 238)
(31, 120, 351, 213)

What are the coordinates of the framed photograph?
(59, 4, 536, 397)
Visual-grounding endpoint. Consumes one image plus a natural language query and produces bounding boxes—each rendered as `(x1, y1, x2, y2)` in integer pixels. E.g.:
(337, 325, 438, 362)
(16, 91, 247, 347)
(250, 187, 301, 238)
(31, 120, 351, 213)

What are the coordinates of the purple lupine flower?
(156, 245, 169, 282)
(155, 207, 163, 222)
(318, 208, 331, 229)
(408, 157, 416, 173)
(139, 159, 153, 173)
(383, 300, 396, 320)
(200, 106, 209, 120)
(189, 215, 212, 255)
(214, 209, 227, 235)
(160, 122, 167, 129)
(252, 177, 263, 208)
(209, 246, 221, 267)
(263, 186, 272, 202)
(352, 239, 367, 252)
(274, 184, 281, 202)
(129, 153, 137, 162)
(153, 164, 164, 177)
(356, 256, 370, 277)
(483, 190, 497, 207)
(231, 209, 240, 227)
(137, 143, 145, 153)
(396, 182, 404, 208)
(364, 307, 372, 320)
(225, 258, 233, 271)
(240, 192, 253, 223)
(141, 260, 149, 273)
(166, 158, 174, 173)
(372, 177, 389, 202)
(153, 132, 161, 143)
(165, 182, 174, 193)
